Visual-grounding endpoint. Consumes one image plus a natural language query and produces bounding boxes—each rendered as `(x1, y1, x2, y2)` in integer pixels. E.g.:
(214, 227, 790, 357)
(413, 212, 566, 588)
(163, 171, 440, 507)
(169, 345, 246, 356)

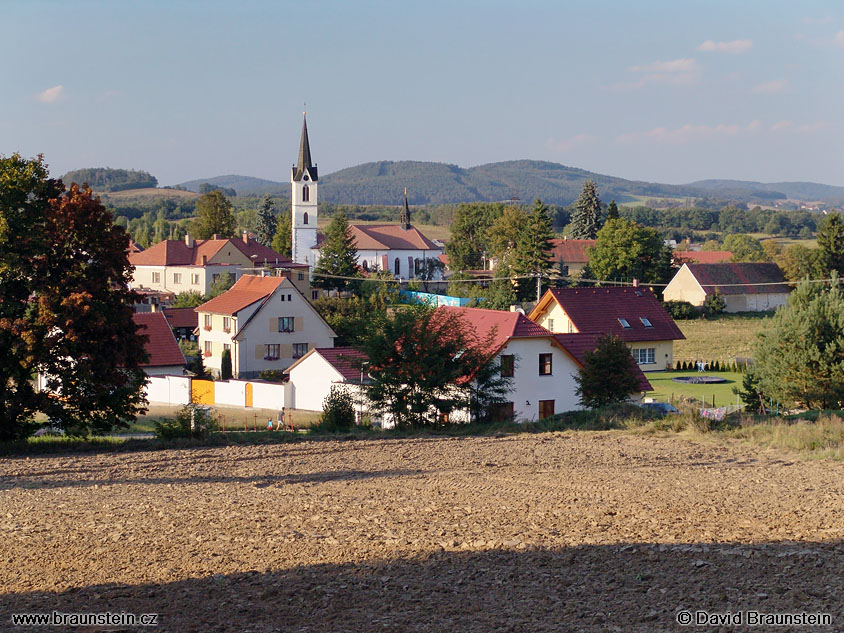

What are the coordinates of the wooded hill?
(176, 160, 844, 206)
(61, 168, 157, 192)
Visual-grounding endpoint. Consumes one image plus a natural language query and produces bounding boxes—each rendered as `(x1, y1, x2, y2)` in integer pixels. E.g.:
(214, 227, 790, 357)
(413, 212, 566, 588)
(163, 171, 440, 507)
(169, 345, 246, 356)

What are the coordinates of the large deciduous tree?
(569, 179, 603, 239)
(588, 218, 673, 285)
(192, 190, 236, 239)
(313, 211, 361, 291)
(0, 154, 148, 440)
(723, 233, 766, 263)
(445, 202, 503, 272)
(271, 211, 292, 258)
(574, 334, 641, 408)
(753, 275, 844, 410)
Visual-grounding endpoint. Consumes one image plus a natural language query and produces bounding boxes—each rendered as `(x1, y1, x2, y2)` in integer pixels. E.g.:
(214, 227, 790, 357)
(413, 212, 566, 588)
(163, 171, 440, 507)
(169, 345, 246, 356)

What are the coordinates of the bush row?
(674, 359, 750, 372)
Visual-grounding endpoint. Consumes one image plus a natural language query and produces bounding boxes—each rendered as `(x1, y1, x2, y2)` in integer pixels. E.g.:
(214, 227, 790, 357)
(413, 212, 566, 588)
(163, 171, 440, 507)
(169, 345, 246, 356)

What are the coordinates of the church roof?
(292, 114, 318, 182)
(349, 224, 439, 251)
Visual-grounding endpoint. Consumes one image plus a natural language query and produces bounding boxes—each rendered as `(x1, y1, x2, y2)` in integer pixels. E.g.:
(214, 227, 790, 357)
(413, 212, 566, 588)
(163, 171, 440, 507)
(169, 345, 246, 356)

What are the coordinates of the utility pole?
(536, 273, 541, 302)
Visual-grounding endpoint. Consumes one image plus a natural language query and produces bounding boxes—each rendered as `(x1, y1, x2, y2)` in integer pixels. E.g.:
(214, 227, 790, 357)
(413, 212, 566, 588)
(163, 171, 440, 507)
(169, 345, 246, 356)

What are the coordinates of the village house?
(285, 347, 368, 413)
(132, 312, 187, 376)
(547, 238, 596, 277)
(162, 307, 199, 340)
(528, 287, 685, 371)
(663, 262, 791, 313)
(129, 232, 311, 298)
(195, 274, 335, 379)
(671, 250, 733, 266)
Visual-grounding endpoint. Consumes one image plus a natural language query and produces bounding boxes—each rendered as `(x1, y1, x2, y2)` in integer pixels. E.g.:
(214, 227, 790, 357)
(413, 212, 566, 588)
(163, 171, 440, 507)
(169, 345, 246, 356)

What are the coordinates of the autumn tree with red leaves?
(0, 154, 148, 439)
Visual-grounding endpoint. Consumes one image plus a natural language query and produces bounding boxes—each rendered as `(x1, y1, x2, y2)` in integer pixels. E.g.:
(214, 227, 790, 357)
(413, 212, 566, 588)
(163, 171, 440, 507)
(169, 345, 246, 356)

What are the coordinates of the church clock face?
(303, 174, 309, 181)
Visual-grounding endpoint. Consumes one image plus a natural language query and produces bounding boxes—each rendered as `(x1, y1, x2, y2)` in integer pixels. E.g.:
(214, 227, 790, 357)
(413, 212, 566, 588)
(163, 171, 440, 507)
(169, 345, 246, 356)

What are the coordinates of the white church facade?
(289, 116, 443, 281)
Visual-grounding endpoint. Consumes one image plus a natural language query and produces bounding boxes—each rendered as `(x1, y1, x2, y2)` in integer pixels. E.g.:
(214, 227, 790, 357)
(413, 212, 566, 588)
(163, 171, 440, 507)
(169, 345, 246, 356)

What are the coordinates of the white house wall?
(251, 381, 286, 409)
(144, 375, 191, 405)
(286, 352, 346, 411)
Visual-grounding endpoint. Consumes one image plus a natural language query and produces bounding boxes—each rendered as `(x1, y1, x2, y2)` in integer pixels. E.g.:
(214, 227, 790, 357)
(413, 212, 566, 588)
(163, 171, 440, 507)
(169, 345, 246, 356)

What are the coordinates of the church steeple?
(292, 113, 318, 182)
(400, 188, 411, 230)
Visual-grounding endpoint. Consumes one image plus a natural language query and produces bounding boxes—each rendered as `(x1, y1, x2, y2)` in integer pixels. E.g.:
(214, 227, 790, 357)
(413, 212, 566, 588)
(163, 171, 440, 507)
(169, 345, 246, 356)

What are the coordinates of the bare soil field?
(2, 432, 843, 632)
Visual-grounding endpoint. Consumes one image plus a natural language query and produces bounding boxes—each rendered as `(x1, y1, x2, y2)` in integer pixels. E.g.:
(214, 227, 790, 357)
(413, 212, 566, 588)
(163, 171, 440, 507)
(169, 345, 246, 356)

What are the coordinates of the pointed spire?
(292, 112, 318, 182)
(400, 188, 411, 230)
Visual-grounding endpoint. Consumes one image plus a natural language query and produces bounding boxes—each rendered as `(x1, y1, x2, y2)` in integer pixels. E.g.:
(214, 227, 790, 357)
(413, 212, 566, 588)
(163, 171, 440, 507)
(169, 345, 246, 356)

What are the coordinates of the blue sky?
(3, 0, 843, 187)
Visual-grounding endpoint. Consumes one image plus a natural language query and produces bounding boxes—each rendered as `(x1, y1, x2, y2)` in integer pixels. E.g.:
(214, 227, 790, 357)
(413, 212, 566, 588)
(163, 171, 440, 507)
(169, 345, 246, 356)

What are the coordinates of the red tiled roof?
(684, 263, 788, 296)
(435, 306, 551, 353)
(314, 347, 369, 382)
(673, 250, 733, 265)
(349, 224, 439, 251)
(532, 287, 685, 343)
(162, 307, 198, 329)
(127, 240, 144, 254)
(129, 236, 296, 267)
(195, 275, 285, 315)
(548, 239, 596, 264)
(553, 333, 652, 392)
(133, 312, 186, 368)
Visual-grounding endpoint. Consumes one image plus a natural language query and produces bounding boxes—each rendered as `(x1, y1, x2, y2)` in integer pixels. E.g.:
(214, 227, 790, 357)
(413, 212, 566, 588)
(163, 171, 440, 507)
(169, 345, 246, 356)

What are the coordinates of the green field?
(673, 313, 772, 364)
(646, 370, 743, 408)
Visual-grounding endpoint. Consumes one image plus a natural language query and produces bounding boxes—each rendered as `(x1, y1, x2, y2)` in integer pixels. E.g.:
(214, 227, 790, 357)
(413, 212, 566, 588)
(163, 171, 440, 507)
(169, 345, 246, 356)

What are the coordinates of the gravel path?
(2, 432, 843, 632)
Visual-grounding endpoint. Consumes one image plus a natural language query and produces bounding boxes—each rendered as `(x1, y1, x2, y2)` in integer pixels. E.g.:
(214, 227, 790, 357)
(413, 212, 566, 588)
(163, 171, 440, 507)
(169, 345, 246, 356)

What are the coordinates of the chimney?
(242, 231, 249, 244)
(185, 234, 194, 248)
(212, 234, 219, 240)
(632, 279, 639, 287)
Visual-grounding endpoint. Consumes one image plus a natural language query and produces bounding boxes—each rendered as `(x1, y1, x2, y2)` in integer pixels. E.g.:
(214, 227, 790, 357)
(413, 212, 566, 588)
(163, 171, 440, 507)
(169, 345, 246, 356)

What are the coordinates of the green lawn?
(646, 370, 743, 408)
(674, 313, 772, 364)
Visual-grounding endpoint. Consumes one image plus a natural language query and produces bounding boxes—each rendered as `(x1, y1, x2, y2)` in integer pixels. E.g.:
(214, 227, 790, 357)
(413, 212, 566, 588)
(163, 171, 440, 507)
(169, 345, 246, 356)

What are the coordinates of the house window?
(539, 400, 555, 420)
(280, 294, 285, 302)
(489, 402, 514, 422)
(292, 343, 308, 359)
(302, 185, 309, 202)
(303, 212, 309, 225)
(640, 317, 653, 328)
(203, 341, 212, 357)
(222, 317, 231, 333)
(152, 272, 161, 284)
(191, 273, 200, 285)
(298, 272, 304, 281)
(632, 348, 656, 364)
(203, 314, 212, 330)
(539, 353, 553, 375)
(618, 318, 631, 328)
(362, 261, 369, 272)
(278, 317, 294, 333)
(212, 274, 220, 283)
(547, 318, 555, 331)
(394, 257, 400, 276)
(173, 273, 182, 284)
(567, 321, 575, 333)
(265, 344, 280, 360)
(500, 354, 515, 378)
(312, 290, 319, 300)
(223, 343, 231, 353)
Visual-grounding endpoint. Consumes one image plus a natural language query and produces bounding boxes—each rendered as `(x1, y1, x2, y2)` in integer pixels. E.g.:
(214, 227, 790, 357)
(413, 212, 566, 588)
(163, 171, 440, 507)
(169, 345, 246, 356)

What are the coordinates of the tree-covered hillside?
(61, 168, 157, 192)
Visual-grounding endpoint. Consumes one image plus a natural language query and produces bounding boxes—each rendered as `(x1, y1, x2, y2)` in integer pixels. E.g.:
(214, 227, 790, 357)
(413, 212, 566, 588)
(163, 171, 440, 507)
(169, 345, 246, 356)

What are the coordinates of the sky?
(2, 0, 843, 187)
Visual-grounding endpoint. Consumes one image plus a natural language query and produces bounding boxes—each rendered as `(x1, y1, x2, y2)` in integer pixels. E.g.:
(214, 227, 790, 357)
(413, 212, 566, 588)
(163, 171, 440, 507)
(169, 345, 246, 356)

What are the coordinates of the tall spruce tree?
(816, 212, 844, 276)
(313, 211, 360, 291)
(512, 199, 555, 301)
(255, 194, 277, 246)
(569, 179, 603, 239)
(574, 334, 641, 408)
(606, 200, 619, 220)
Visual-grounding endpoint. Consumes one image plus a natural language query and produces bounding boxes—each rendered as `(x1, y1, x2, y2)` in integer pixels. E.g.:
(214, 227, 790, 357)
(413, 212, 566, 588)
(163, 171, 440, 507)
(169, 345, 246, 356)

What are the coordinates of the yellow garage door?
(191, 379, 215, 405)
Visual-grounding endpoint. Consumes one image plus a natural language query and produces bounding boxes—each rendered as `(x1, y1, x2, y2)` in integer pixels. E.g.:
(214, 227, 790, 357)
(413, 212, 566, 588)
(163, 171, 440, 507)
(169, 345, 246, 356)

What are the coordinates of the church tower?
(291, 114, 318, 265)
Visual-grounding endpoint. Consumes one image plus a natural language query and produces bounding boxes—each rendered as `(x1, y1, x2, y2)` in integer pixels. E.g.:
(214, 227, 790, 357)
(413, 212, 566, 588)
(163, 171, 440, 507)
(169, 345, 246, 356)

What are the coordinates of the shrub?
(703, 291, 726, 316)
(312, 385, 356, 432)
(258, 370, 286, 383)
(663, 300, 700, 320)
(221, 349, 233, 380)
(154, 404, 217, 439)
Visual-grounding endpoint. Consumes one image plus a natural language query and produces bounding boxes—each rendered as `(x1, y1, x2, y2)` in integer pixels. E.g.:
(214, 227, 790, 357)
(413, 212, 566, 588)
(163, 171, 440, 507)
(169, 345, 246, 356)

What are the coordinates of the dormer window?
(618, 318, 631, 328)
(303, 185, 309, 202)
(640, 317, 653, 328)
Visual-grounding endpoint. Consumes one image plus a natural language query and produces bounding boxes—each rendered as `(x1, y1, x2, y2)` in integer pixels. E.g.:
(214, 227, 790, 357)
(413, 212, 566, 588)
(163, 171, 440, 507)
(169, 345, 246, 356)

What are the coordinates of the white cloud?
(835, 30, 844, 47)
(628, 58, 697, 73)
(37, 85, 64, 103)
(752, 79, 788, 94)
(616, 121, 764, 145)
(802, 16, 833, 25)
(545, 134, 595, 153)
(697, 39, 753, 53)
(772, 120, 828, 133)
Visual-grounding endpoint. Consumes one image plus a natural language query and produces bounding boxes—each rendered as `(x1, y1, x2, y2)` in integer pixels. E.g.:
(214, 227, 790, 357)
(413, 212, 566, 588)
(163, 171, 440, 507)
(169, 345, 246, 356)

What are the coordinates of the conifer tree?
(574, 334, 641, 408)
(569, 180, 603, 239)
(313, 211, 360, 291)
(606, 200, 619, 221)
(255, 194, 277, 246)
(512, 199, 555, 301)
(271, 212, 292, 257)
(816, 212, 844, 276)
